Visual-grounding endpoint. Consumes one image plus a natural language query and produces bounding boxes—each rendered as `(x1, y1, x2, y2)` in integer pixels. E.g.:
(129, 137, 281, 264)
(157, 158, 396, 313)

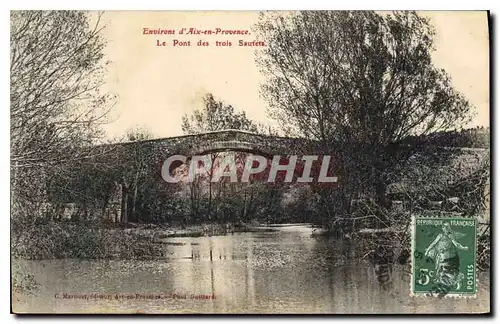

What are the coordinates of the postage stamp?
(411, 217, 477, 298)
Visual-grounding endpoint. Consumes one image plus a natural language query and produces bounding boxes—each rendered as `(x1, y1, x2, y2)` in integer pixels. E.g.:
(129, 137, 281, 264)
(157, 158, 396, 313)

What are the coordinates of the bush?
(11, 221, 165, 260)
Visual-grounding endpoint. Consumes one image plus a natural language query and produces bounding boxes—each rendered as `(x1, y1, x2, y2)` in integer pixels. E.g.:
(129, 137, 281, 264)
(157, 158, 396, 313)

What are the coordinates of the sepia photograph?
(10, 10, 490, 314)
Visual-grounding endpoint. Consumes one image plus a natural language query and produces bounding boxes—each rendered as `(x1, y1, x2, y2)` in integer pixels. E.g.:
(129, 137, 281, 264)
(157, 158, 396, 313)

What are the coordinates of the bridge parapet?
(188, 140, 271, 157)
(166, 130, 322, 157)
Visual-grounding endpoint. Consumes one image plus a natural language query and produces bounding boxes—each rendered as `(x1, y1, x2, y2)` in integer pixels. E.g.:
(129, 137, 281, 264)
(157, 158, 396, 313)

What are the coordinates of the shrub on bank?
(11, 221, 166, 260)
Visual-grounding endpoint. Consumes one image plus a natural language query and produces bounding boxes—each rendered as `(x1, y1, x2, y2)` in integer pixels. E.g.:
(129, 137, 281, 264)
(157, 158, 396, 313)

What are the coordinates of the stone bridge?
(112, 129, 488, 180)
(109, 129, 489, 192)
(120, 129, 325, 158)
(66, 129, 489, 223)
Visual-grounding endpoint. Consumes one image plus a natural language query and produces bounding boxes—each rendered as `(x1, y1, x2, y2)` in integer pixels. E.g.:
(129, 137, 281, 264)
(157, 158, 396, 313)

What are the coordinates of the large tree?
(10, 11, 114, 223)
(255, 11, 473, 220)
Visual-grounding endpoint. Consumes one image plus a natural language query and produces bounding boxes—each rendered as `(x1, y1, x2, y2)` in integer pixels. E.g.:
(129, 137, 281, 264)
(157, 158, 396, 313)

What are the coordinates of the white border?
(3, 1, 495, 10)
(2, 1, 496, 323)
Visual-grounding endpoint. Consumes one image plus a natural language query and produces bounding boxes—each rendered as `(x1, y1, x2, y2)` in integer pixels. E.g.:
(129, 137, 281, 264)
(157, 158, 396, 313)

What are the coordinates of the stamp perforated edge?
(409, 215, 478, 299)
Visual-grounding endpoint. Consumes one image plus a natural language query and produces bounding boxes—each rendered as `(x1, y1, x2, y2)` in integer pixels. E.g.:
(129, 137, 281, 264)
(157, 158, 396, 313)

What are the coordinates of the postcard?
(10, 10, 490, 314)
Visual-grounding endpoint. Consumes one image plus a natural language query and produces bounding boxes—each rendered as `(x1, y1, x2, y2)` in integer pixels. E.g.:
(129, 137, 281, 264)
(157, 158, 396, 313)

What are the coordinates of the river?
(12, 224, 490, 314)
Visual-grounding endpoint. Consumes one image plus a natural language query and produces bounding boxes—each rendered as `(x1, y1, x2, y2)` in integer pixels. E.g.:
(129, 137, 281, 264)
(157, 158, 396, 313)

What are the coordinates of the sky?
(98, 11, 490, 140)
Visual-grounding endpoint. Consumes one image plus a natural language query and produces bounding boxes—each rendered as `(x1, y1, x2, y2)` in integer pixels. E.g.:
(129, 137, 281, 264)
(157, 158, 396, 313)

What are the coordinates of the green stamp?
(411, 217, 477, 297)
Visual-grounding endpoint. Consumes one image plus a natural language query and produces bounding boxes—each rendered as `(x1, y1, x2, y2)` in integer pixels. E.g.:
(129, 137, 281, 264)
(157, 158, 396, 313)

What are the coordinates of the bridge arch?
(167, 132, 276, 177)
(185, 140, 273, 158)
(162, 130, 339, 185)
(170, 130, 278, 157)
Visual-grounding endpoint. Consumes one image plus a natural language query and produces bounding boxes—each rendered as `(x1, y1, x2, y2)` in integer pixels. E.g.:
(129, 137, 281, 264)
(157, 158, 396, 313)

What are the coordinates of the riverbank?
(12, 222, 167, 260)
(8, 220, 413, 260)
(153, 223, 278, 238)
(11, 221, 276, 260)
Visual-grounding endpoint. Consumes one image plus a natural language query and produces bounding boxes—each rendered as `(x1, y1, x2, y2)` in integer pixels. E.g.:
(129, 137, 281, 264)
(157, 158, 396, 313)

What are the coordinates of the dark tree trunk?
(374, 172, 390, 228)
(121, 184, 129, 224)
(130, 183, 138, 222)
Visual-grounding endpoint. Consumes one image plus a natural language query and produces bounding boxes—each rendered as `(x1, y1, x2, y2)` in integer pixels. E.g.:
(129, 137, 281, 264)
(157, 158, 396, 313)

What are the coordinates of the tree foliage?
(181, 93, 260, 134)
(255, 11, 475, 213)
(256, 11, 472, 144)
(11, 11, 113, 224)
(11, 11, 113, 167)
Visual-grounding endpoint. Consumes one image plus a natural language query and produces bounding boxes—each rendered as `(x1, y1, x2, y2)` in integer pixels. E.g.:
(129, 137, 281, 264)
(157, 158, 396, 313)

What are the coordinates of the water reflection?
(13, 225, 489, 314)
(371, 233, 395, 290)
